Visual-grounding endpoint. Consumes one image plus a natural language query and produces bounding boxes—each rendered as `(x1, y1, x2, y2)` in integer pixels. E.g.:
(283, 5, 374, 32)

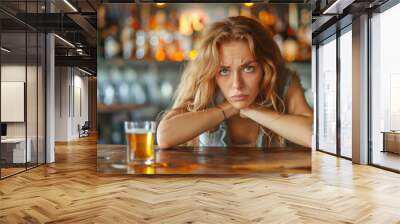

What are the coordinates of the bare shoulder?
(285, 73, 313, 117)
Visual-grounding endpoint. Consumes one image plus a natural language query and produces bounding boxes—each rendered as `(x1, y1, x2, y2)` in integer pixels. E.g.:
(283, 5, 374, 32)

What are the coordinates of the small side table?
(381, 131, 400, 154)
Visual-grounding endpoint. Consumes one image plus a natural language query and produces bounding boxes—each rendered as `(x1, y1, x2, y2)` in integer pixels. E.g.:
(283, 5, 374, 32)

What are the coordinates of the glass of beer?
(124, 121, 156, 165)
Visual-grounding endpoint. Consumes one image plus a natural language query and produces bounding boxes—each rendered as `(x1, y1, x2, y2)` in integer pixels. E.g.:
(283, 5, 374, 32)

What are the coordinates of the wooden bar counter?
(97, 145, 311, 175)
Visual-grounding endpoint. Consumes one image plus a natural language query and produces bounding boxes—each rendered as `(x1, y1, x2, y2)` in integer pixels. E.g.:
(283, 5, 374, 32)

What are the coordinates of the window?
(339, 28, 352, 158)
(371, 2, 400, 171)
(317, 36, 337, 154)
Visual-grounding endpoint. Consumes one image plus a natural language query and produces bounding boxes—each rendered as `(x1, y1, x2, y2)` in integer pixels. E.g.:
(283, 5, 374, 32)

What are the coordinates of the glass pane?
(340, 29, 352, 158)
(27, 31, 38, 169)
(0, 0, 46, 178)
(26, 0, 39, 169)
(1, 31, 27, 177)
(317, 37, 337, 154)
(371, 4, 400, 171)
(38, 32, 45, 165)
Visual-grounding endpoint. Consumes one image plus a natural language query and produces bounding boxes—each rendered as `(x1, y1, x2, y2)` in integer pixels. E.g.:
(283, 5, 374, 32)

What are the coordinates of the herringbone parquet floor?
(1, 136, 400, 224)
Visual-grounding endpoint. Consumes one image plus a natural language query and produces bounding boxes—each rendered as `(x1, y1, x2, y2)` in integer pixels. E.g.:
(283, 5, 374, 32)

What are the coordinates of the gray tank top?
(199, 67, 294, 147)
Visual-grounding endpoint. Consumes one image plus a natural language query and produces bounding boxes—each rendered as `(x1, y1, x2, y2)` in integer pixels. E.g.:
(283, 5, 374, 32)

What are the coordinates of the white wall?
(55, 67, 69, 141)
(1, 65, 38, 137)
(1, 65, 26, 140)
(55, 67, 89, 141)
(71, 72, 89, 138)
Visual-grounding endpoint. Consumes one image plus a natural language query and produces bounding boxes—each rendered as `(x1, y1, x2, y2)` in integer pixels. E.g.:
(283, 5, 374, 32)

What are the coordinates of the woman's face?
(215, 40, 263, 109)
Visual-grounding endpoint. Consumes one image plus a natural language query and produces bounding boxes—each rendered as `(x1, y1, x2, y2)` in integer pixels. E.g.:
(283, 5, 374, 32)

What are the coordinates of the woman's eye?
(219, 68, 230, 76)
(243, 66, 255, 73)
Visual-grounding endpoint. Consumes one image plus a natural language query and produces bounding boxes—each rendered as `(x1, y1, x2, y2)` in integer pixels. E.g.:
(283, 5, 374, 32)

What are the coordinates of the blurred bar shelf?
(98, 58, 186, 68)
(97, 103, 146, 113)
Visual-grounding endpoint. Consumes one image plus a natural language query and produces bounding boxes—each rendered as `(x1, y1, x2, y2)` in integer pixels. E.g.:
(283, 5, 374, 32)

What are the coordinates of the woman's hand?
(217, 101, 239, 118)
(157, 101, 238, 148)
(237, 104, 312, 147)
(239, 104, 259, 118)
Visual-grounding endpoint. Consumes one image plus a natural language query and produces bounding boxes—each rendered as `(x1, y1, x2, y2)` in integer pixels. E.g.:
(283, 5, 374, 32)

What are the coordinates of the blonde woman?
(157, 16, 313, 149)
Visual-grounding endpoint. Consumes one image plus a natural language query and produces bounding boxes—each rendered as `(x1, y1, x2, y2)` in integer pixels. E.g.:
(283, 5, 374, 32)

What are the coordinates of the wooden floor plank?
(0, 136, 399, 223)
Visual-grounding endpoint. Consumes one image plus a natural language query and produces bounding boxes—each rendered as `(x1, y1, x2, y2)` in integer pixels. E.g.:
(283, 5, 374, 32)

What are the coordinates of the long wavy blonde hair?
(164, 16, 289, 145)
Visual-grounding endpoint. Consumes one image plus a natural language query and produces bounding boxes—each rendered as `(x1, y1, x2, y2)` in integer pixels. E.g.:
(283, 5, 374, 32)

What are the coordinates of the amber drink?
(124, 121, 156, 165)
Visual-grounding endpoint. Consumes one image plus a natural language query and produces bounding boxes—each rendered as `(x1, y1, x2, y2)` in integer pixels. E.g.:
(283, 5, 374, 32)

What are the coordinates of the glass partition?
(1, 30, 28, 177)
(0, 0, 46, 179)
(38, 31, 45, 165)
(27, 30, 38, 169)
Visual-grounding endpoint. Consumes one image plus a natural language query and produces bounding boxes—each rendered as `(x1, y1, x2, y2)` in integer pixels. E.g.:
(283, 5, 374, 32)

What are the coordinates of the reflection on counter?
(97, 144, 311, 174)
